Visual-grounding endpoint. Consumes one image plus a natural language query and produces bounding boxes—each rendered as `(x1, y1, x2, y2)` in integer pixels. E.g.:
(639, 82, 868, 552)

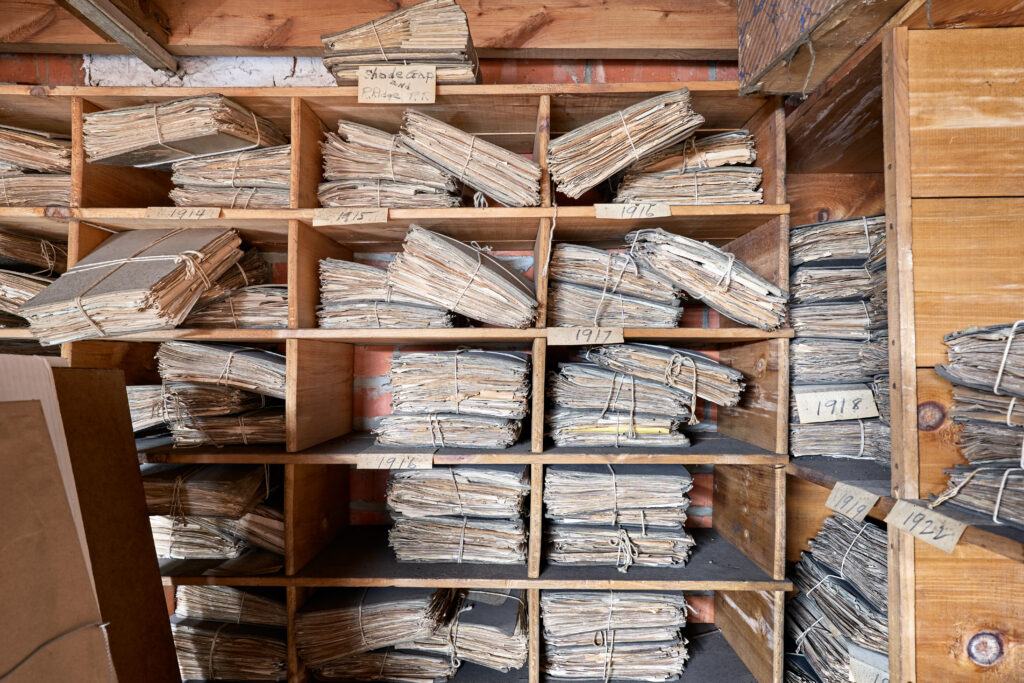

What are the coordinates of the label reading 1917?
(358, 65, 436, 103)
(547, 327, 624, 346)
(885, 499, 967, 553)
(825, 481, 879, 522)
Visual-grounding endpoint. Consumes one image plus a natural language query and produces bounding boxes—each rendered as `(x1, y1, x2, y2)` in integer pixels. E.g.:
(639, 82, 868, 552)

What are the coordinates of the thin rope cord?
(992, 320, 1023, 395)
(370, 19, 389, 61)
(617, 111, 639, 162)
(0, 621, 114, 682)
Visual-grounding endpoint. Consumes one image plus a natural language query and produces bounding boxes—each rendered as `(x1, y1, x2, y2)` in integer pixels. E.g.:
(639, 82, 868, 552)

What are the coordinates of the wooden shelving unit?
(0, 81, 791, 682)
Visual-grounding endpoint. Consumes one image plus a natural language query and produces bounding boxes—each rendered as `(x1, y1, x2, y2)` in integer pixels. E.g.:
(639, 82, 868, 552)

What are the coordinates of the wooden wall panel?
(786, 172, 885, 226)
(285, 464, 348, 575)
(719, 339, 786, 454)
(910, 197, 1024, 368)
(908, 27, 1024, 198)
(716, 590, 780, 683)
(785, 476, 832, 564)
(915, 369, 963, 499)
(713, 465, 782, 578)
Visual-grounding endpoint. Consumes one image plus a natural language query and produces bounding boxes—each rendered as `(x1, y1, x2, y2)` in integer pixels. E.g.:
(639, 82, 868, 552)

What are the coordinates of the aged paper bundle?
(183, 284, 289, 329)
(790, 266, 873, 304)
(400, 111, 541, 207)
(150, 516, 246, 559)
(389, 349, 530, 418)
(83, 95, 287, 167)
(0, 269, 51, 315)
(197, 503, 285, 555)
(170, 145, 291, 208)
(0, 227, 68, 273)
(316, 650, 455, 681)
(547, 524, 695, 572)
(389, 516, 527, 564)
(937, 323, 1024, 398)
(141, 463, 271, 518)
(548, 362, 694, 421)
(790, 215, 885, 267)
(790, 338, 888, 384)
(171, 617, 287, 681)
(171, 184, 290, 209)
(789, 302, 883, 340)
(872, 374, 890, 424)
(375, 413, 522, 448)
(808, 515, 888, 613)
(168, 406, 286, 447)
(196, 248, 271, 308)
(545, 465, 692, 528)
(388, 226, 537, 327)
(0, 173, 71, 206)
(616, 166, 763, 205)
(320, 0, 478, 85)
(789, 419, 890, 462)
(786, 594, 848, 683)
(548, 89, 704, 199)
(128, 381, 266, 433)
(175, 585, 287, 628)
(935, 467, 1024, 528)
(632, 130, 756, 173)
(386, 466, 529, 518)
(793, 555, 888, 655)
(628, 229, 787, 330)
(19, 228, 243, 344)
(319, 178, 462, 208)
(544, 639, 690, 681)
(547, 408, 692, 448)
(0, 124, 71, 173)
(585, 343, 745, 407)
(321, 300, 455, 329)
(157, 341, 287, 399)
(549, 243, 680, 304)
(541, 591, 690, 647)
(319, 258, 453, 328)
(547, 280, 684, 328)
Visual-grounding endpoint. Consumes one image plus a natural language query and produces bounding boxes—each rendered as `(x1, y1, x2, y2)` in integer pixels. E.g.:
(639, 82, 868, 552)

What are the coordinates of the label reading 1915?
(312, 207, 389, 226)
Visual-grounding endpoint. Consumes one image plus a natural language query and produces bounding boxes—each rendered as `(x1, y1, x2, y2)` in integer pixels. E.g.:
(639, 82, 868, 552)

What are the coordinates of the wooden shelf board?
(923, 500, 1024, 565)
(0, 207, 73, 238)
(0, 329, 35, 340)
(786, 455, 894, 521)
(142, 432, 784, 466)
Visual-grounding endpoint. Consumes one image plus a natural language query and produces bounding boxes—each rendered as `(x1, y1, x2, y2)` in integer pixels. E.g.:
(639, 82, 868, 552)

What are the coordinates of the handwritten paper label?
(595, 203, 671, 219)
(886, 499, 966, 553)
(793, 383, 878, 424)
(313, 207, 389, 226)
(825, 482, 879, 522)
(146, 206, 220, 220)
(356, 453, 433, 470)
(548, 327, 625, 346)
(358, 64, 437, 104)
(850, 656, 890, 683)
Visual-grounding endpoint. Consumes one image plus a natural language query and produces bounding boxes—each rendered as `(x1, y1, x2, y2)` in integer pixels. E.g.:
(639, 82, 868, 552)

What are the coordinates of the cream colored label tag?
(313, 207, 389, 226)
(793, 383, 878, 424)
(356, 453, 433, 470)
(595, 203, 671, 219)
(358, 64, 437, 104)
(146, 206, 220, 220)
(849, 652, 890, 683)
(825, 482, 879, 522)
(886, 499, 966, 553)
(548, 327, 625, 346)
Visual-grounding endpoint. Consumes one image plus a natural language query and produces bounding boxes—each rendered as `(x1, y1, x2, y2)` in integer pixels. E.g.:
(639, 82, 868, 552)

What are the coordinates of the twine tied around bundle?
(427, 413, 446, 449)
(663, 353, 700, 426)
(457, 136, 477, 183)
(448, 466, 465, 516)
(612, 526, 639, 574)
(370, 19, 389, 61)
(151, 103, 192, 157)
(713, 251, 736, 292)
(600, 592, 617, 682)
(992, 320, 1024, 395)
(617, 111, 639, 163)
(449, 249, 483, 312)
(207, 622, 229, 679)
(456, 516, 468, 564)
(803, 521, 871, 600)
(216, 350, 240, 386)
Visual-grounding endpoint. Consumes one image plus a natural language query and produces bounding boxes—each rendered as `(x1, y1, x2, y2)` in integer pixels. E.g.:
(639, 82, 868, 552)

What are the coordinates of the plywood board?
(713, 465, 781, 578)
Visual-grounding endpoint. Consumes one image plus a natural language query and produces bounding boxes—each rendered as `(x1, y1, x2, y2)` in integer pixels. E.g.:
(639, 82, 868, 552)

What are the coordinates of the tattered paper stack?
(548, 89, 704, 199)
(387, 465, 529, 565)
(319, 258, 455, 328)
(790, 338, 888, 385)
(170, 145, 291, 208)
(374, 349, 531, 449)
(545, 465, 695, 573)
(83, 95, 287, 167)
(320, 0, 479, 85)
(789, 420, 890, 462)
(542, 591, 691, 680)
(790, 215, 885, 267)
(0, 227, 68, 274)
(320, 121, 460, 208)
(157, 341, 287, 398)
(18, 228, 243, 344)
(296, 588, 528, 678)
(195, 247, 271, 307)
(546, 408, 692, 448)
(786, 593, 848, 683)
(0, 270, 51, 319)
(630, 130, 757, 173)
(400, 111, 541, 207)
(183, 284, 289, 329)
(628, 229, 788, 330)
(171, 616, 287, 681)
(0, 125, 72, 206)
(175, 585, 287, 628)
(0, 174, 71, 206)
(167, 406, 286, 448)
(548, 362, 694, 421)
(141, 464, 272, 518)
(930, 323, 1024, 528)
(388, 226, 538, 328)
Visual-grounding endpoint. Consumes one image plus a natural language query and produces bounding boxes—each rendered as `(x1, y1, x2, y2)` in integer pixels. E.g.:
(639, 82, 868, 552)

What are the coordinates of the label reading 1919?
(825, 482, 879, 522)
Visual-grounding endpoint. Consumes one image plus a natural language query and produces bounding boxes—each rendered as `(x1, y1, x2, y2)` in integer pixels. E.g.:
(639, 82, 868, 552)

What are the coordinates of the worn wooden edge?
(528, 463, 543, 579)
(165, 576, 795, 590)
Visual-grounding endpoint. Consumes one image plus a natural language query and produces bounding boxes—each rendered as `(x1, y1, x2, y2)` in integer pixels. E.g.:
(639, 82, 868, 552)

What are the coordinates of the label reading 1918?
(356, 453, 433, 470)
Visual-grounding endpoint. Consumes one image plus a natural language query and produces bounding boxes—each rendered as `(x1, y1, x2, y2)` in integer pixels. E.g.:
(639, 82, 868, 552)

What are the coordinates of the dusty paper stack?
(0, 125, 72, 206)
(320, 121, 461, 208)
(374, 349, 531, 449)
(128, 382, 266, 433)
(400, 110, 541, 207)
(170, 144, 292, 208)
(545, 465, 695, 573)
(0, 227, 68, 274)
(387, 226, 538, 327)
(320, 0, 479, 85)
(296, 588, 528, 678)
(171, 616, 287, 680)
(157, 341, 287, 399)
(175, 585, 287, 628)
(18, 228, 243, 345)
(387, 465, 529, 564)
(786, 515, 888, 683)
(0, 174, 71, 206)
(183, 284, 289, 329)
(930, 323, 1024, 527)
(319, 258, 455, 328)
(82, 95, 287, 167)
(542, 591, 691, 680)
(627, 229, 788, 330)
(547, 243, 684, 327)
(195, 247, 271, 307)
(0, 270, 51, 318)
(790, 215, 885, 267)
(548, 89, 705, 199)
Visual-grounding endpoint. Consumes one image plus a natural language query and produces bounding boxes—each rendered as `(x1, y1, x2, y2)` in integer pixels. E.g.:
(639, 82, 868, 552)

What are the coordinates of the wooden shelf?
(786, 455, 894, 521)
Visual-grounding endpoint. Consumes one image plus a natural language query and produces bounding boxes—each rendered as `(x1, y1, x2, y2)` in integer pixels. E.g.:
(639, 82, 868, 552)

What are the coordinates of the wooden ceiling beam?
(54, 0, 177, 70)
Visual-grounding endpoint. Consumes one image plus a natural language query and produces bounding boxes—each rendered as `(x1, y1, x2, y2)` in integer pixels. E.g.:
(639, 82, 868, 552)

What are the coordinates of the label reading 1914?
(356, 453, 433, 470)
(547, 327, 624, 346)
(885, 499, 967, 553)
(146, 206, 220, 220)
(825, 481, 879, 522)
(358, 64, 437, 103)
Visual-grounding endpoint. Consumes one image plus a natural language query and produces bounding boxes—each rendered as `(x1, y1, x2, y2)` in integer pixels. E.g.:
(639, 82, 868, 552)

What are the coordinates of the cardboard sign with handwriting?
(886, 499, 966, 553)
(548, 327, 625, 346)
(595, 203, 671, 219)
(825, 482, 879, 522)
(146, 206, 220, 220)
(793, 383, 878, 424)
(358, 65, 437, 104)
(313, 207, 389, 226)
(356, 453, 433, 470)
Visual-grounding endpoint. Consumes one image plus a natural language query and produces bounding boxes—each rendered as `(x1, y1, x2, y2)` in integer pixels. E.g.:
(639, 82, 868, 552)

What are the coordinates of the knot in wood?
(967, 631, 1003, 666)
(917, 401, 946, 431)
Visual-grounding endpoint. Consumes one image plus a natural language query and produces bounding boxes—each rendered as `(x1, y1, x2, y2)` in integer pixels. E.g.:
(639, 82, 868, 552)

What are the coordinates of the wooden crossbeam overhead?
(0, 0, 738, 59)
(54, 0, 177, 70)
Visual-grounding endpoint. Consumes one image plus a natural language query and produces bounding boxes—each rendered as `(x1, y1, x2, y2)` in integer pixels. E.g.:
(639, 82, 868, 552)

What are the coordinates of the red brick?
(714, 62, 740, 81)
(691, 472, 713, 507)
(687, 594, 714, 623)
(479, 59, 586, 85)
(271, 261, 287, 284)
(354, 345, 393, 376)
(354, 386, 391, 419)
(349, 469, 378, 500)
(164, 584, 176, 616)
(0, 53, 83, 86)
(591, 60, 711, 84)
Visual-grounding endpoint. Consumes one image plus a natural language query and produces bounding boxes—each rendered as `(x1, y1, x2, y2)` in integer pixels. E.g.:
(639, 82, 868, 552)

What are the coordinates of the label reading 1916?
(885, 499, 966, 553)
(547, 327, 624, 346)
(825, 481, 879, 522)
(594, 203, 671, 219)
(356, 453, 433, 470)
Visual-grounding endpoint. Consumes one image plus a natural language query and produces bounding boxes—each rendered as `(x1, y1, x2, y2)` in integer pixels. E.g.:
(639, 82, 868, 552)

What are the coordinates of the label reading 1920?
(358, 64, 436, 103)
(825, 481, 879, 522)
(885, 499, 967, 553)
(547, 327, 624, 346)
(594, 203, 671, 219)
(356, 453, 433, 470)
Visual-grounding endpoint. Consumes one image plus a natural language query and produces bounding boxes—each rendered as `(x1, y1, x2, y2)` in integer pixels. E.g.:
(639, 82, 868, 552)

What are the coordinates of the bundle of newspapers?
(374, 349, 530, 449)
(545, 465, 695, 573)
(170, 145, 291, 208)
(175, 585, 287, 628)
(182, 284, 289, 329)
(320, 120, 461, 208)
(320, 0, 479, 85)
(295, 587, 528, 678)
(930, 323, 1024, 528)
(786, 514, 888, 683)
(387, 465, 529, 564)
(319, 258, 454, 328)
(542, 590, 691, 680)
(0, 125, 72, 206)
(0, 226, 68, 274)
(171, 616, 287, 680)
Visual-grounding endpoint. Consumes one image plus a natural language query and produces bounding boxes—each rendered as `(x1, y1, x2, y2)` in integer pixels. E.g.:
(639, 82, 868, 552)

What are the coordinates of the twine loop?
(992, 320, 1023, 395)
